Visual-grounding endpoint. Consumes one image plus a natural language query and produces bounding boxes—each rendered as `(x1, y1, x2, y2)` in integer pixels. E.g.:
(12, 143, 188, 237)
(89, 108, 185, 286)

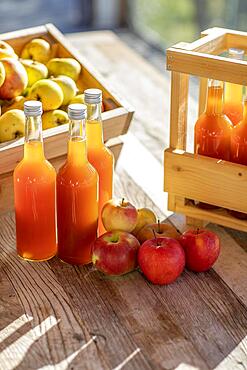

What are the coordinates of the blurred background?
(0, 0, 247, 48)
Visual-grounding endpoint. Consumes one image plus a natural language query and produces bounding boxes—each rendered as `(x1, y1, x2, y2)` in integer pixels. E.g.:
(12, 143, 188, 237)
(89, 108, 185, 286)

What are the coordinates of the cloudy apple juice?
(57, 104, 98, 265)
(13, 101, 57, 261)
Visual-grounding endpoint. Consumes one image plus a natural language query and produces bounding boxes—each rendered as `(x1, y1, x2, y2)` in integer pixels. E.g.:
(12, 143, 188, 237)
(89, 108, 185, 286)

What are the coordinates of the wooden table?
(0, 31, 247, 370)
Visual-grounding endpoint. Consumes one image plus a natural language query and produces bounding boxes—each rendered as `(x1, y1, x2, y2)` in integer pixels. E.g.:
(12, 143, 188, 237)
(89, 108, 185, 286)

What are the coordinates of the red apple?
(101, 198, 138, 233)
(179, 229, 220, 272)
(138, 237, 185, 285)
(92, 231, 140, 275)
(0, 58, 28, 99)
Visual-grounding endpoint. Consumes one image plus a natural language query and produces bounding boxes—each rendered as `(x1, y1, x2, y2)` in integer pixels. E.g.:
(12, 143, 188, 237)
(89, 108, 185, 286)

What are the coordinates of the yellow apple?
(0, 62, 5, 87)
(0, 40, 18, 60)
(21, 38, 51, 64)
(1, 96, 26, 113)
(132, 208, 157, 236)
(0, 58, 28, 99)
(51, 75, 77, 105)
(102, 198, 138, 232)
(20, 59, 48, 87)
(29, 79, 63, 111)
(69, 93, 84, 105)
(42, 110, 69, 130)
(0, 109, 25, 142)
(47, 58, 81, 81)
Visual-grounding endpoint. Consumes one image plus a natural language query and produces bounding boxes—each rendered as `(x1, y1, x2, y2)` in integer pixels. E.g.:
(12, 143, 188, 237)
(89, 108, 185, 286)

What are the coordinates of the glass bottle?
(194, 80, 233, 209)
(57, 104, 98, 265)
(195, 79, 233, 160)
(228, 97, 247, 220)
(85, 89, 114, 235)
(13, 101, 57, 261)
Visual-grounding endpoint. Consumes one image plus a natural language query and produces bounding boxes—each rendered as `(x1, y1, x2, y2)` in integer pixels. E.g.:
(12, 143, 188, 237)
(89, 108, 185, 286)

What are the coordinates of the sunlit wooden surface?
(0, 31, 246, 370)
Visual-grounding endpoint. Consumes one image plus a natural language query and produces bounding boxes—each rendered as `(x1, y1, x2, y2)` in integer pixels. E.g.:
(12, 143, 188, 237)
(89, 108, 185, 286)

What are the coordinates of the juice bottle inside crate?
(57, 104, 98, 265)
(13, 101, 57, 261)
(85, 89, 114, 235)
(194, 79, 233, 209)
(223, 48, 244, 126)
(229, 97, 247, 219)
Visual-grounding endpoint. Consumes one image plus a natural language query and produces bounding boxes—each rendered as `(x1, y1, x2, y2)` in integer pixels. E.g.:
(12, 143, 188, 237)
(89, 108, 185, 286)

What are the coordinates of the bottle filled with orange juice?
(195, 79, 233, 161)
(85, 89, 114, 235)
(223, 48, 244, 125)
(228, 97, 247, 220)
(13, 101, 57, 261)
(231, 97, 247, 165)
(194, 80, 233, 209)
(57, 104, 98, 265)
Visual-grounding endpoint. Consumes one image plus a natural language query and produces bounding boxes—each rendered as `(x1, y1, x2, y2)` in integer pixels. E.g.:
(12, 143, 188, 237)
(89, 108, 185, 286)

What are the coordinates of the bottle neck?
(206, 80, 224, 115)
(24, 115, 44, 160)
(86, 102, 104, 146)
(68, 118, 88, 165)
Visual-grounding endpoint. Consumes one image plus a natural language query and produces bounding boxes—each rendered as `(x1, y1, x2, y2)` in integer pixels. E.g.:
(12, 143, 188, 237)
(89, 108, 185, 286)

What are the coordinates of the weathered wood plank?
(149, 268, 247, 369)
(0, 213, 106, 370)
(50, 258, 208, 370)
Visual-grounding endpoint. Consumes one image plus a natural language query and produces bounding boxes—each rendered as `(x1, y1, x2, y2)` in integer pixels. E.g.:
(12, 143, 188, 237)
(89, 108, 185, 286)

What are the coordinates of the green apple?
(20, 59, 48, 87)
(47, 58, 81, 81)
(21, 38, 51, 64)
(52, 75, 77, 105)
(29, 79, 63, 111)
(42, 110, 69, 130)
(69, 93, 84, 105)
(0, 109, 25, 142)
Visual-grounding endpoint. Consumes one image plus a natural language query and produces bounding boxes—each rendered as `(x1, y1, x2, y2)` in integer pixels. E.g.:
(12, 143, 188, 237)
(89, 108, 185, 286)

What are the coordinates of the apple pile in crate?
(0, 38, 96, 143)
(92, 198, 221, 285)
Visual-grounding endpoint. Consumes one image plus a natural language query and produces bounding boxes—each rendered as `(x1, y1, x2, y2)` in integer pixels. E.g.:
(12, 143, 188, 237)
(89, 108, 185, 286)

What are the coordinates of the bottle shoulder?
(195, 112, 233, 131)
(14, 158, 56, 183)
(87, 145, 114, 166)
(57, 160, 98, 186)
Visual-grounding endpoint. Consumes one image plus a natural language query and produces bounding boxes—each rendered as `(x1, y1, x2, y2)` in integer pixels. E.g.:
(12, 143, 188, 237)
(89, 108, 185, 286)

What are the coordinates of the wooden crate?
(164, 27, 247, 232)
(0, 24, 134, 215)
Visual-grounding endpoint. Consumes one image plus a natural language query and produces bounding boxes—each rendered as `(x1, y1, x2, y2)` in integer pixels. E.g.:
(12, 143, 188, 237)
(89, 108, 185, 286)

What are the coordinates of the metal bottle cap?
(84, 88, 102, 104)
(24, 101, 42, 116)
(68, 103, 87, 120)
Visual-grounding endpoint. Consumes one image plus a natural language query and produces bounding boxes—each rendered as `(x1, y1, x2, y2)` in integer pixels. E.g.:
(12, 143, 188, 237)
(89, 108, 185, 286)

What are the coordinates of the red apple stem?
(158, 219, 161, 234)
(196, 228, 200, 235)
(121, 198, 125, 206)
(152, 229, 159, 246)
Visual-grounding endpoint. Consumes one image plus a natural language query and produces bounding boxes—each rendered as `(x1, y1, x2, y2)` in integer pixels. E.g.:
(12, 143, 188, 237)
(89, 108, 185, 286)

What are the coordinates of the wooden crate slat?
(175, 202, 247, 233)
(167, 48, 247, 85)
(164, 149, 247, 214)
(169, 72, 189, 150)
(172, 28, 226, 54)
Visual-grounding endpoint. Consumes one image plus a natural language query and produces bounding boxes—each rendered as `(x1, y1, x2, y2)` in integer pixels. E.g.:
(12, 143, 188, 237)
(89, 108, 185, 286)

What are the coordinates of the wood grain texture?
(164, 149, 247, 217)
(0, 213, 106, 370)
(167, 47, 247, 85)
